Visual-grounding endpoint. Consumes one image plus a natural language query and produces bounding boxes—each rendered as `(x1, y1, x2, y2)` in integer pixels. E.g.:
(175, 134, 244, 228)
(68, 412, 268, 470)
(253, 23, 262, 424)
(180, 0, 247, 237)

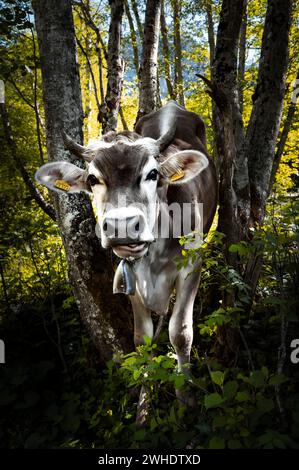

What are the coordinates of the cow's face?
(35, 134, 208, 259)
(87, 138, 160, 258)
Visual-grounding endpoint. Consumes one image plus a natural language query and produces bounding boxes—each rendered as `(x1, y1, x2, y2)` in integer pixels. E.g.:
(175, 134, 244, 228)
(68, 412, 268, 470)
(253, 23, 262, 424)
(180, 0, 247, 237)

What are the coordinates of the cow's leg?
(130, 293, 153, 426)
(130, 293, 153, 347)
(169, 260, 202, 406)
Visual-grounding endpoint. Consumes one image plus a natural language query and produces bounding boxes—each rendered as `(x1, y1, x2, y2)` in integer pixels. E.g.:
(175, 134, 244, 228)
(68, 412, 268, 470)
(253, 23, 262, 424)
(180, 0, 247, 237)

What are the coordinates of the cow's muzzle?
(101, 212, 154, 258)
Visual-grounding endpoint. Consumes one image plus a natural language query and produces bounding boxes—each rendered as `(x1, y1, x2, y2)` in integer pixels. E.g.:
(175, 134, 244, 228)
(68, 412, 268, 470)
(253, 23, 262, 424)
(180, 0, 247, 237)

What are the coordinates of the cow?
(35, 101, 218, 413)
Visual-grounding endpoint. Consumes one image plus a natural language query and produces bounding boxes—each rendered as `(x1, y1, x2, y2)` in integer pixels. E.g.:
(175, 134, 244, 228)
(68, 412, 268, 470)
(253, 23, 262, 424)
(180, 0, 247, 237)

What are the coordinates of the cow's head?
(35, 130, 208, 259)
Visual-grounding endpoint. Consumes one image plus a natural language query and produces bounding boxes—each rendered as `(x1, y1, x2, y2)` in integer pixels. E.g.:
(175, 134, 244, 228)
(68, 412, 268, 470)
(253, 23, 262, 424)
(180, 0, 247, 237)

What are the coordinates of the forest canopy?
(0, 0, 298, 450)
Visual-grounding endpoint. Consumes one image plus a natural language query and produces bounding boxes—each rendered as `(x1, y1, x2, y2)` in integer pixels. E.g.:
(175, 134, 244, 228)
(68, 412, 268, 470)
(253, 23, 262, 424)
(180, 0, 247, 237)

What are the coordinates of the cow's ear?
(35, 162, 90, 194)
(159, 150, 209, 184)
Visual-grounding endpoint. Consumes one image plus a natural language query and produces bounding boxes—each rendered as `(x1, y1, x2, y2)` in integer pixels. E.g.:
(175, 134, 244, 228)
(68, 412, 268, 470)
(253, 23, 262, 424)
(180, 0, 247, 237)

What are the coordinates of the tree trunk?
(136, 0, 161, 122)
(213, 0, 245, 248)
(33, 0, 133, 363)
(172, 0, 184, 106)
(204, 0, 221, 169)
(211, 0, 245, 364)
(125, 0, 139, 77)
(130, 0, 143, 40)
(246, 0, 292, 226)
(205, 0, 215, 67)
(160, 0, 175, 99)
(237, 0, 247, 115)
(102, 0, 125, 134)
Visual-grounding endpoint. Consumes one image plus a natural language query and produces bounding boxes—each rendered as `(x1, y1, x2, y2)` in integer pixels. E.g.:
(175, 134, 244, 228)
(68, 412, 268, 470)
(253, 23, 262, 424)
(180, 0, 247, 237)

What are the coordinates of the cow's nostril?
(135, 222, 139, 232)
(103, 222, 108, 231)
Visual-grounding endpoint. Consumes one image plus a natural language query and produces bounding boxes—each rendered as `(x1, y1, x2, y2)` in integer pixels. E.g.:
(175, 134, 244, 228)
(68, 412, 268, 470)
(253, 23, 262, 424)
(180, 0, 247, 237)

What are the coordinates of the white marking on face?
(139, 156, 159, 232)
(85, 137, 159, 155)
(88, 161, 107, 219)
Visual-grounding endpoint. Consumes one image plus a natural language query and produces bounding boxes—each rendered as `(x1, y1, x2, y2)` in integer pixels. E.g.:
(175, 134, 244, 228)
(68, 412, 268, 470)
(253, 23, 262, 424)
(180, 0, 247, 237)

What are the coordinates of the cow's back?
(135, 101, 207, 154)
(135, 101, 218, 234)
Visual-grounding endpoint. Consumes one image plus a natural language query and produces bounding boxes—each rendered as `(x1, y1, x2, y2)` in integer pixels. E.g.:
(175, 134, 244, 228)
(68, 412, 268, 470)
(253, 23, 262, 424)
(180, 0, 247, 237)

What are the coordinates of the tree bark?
(204, 0, 221, 168)
(205, 0, 215, 67)
(125, 0, 139, 77)
(160, 0, 175, 99)
(130, 0, 143, 40)
(102, 0, 125, 134)
(136, 0, 161, 122)
(212, 0, 245, 247)
(211, 0, 245, 364)
(245, 0, 292, 225)
(33, 0, 133, 363)
(237, 0, 247, 115)
(172, 0, 184, 106)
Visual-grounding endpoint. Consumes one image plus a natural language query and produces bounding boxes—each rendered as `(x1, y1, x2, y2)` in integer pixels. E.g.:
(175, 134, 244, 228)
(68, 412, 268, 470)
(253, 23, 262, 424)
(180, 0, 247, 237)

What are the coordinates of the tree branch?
(0, 102, 56, 221)
(76, 35, 102, 117)
(269, 68, 299, 191)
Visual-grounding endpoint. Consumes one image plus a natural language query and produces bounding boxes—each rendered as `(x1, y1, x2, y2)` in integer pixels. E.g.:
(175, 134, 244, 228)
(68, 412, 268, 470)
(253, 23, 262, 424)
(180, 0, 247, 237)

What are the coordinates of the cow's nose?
(102, 214, 144, 240)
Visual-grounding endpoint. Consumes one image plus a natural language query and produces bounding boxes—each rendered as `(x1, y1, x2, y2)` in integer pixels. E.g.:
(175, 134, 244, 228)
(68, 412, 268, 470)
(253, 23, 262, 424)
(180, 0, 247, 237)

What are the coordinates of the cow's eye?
(146, 169, 158, 181)
(87, 174, 100, 186)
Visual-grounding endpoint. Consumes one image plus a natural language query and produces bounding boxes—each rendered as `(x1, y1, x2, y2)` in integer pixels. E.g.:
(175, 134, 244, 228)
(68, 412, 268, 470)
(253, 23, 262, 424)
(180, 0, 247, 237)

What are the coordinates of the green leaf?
(236, 390, 250, 402)
(211, 371, 224, 387)
(122, 356, 137, 366)
(257, 398, 274, 413)
(174, 374, 185, 389)
(228, 439, 242, 449)
(133, 369, 141, 380)
(213, 415, 226, 428)
(228, 243, 248, 255)
(143, 335, 152, 346)
(223, 380, 238, 399)
(269, 374, 288, 386)
(249, 370, 265, 388)
(133, 429, 146, 441)
(209, 436, 225, 449)
(204, 393, 224, 409)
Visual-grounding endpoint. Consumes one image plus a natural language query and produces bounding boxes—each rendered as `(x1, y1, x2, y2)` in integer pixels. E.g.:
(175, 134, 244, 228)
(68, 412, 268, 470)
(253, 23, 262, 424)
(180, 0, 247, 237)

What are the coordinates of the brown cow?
(35, 101, 218, 413)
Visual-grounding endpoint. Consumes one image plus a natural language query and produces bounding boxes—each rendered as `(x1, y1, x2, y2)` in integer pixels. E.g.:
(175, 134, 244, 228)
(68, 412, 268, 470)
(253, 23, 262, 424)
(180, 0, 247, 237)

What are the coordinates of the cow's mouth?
(112, 242, 148, 259)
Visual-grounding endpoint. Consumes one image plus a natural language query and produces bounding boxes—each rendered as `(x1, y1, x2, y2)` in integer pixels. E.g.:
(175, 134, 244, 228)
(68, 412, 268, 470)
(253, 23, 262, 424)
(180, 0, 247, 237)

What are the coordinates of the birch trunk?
(237, 0, 247, 115)
(33, 0, 133, 363)
(102, 0, 124, 134)
(136, 0, 161, 121)
(172, 0, 184, 106)
(161, 0, 175, 99)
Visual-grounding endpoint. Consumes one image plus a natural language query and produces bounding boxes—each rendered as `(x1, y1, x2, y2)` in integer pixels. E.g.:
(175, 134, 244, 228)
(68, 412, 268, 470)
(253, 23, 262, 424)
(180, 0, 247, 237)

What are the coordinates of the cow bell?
(113, 259, 136, 295)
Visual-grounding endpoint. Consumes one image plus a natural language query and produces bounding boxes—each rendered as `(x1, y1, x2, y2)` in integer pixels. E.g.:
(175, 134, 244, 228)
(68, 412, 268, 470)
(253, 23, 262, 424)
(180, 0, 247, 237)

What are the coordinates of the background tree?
(172, 0, 184, 106)
(32, 0, 132, 361)
(136, 0, 161, 121)
(101, 0, 124, 133)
